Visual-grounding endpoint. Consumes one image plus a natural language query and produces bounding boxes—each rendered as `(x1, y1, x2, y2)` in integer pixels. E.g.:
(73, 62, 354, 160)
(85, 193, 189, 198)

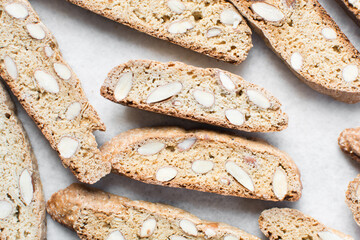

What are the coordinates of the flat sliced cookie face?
(46, 184, 261, 240)
(101, 127, 302, 201)
(259, 208, 354, 240)
(229, 0, 360, 103)
(101, 60, 288, 133)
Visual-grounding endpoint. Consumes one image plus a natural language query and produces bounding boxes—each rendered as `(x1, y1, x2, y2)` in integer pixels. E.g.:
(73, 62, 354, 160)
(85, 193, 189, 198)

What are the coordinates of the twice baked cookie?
(0, 0, 111, 183)
(101, 60, 288, 132)
(0, 83, 46, 239)
(339, 127, 360, 162)
(228, 0, 360, 103)
(346, 175, 360, 227)
(259, 208, 354, 240)
(336, 0, 360, 26)
(101, 127, 302, 202)
(47, 183, 261, 240)
(65, 0, 252, 64)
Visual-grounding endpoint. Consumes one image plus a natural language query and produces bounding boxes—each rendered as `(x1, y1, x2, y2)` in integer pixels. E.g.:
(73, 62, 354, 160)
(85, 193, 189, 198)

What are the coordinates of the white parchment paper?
(14, 0, 360, 238)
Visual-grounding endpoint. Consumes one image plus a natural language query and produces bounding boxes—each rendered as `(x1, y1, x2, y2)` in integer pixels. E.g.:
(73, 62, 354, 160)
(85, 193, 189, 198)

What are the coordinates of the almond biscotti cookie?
(47, 183, 261, 240)
(101, 60, 288, 132)
(65, 0, 253, 64)
(259, 208, 354, 240)
(336, 0, 360, 26)
(346, 175, 360, 227)
(339, 127, 360, 162)
(228, 0, 360, 103)
(0, 0, 111, 183)
(101, 127, 302, 201)
(0, 83, 46, 239)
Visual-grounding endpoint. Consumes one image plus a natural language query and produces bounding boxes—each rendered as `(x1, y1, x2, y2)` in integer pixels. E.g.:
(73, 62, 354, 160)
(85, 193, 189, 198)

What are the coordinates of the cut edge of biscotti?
(101, 127, 302, 202)
(335, 0, 360, 26)
(338, 127, 360, 163)
(66, 0, 253, 64)
(0, 82, 46, 239)
(47, 183, 261, 240)
(1, 0, 111, 184)
(346, 175, 360, 227)
(228, 0, 360, 103)
(100, 60, 288, 133)
(259, 208, 354, 240)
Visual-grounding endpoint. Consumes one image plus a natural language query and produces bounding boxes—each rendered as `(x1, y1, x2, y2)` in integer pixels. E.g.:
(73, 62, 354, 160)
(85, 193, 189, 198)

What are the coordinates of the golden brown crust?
(101, 127, 302, 202)
(345, 175, 360, 227)
(229, 0, 360, 103)
(338, 127, 360, 162)
(66, 0, 253, 64)
(335, 0, 360, 26)
(101, 60, 288, 133)
(47, 183, 261, 240)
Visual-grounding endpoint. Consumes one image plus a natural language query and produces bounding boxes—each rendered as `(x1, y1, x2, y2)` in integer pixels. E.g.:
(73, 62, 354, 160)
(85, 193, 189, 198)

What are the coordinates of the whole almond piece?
(219, 71, 235, 91)
(220, 9, 242, 28)
(178, 137, 196, 151)
(138, 142, 165, 155)
(5, 3, 29, 19)
(206, 28, 222, 38)
(114, 71, 133, 101)
(26, 23, 46, 40)
(34, 70, 59, 93)
(19, 169, 34, 205)
(193, 89, 215, 107)
(156, 167, 177, 182)
(192, 160, 214, 174)
(0, 200, 13, 219)
(58, 136, 79, 158)
(251, 2, 285, 22)
(147, 82, 182, 103)
(65, 102, 82, 120)
(246, 90, 270, 109)
(54, 63, 72, 80)
(225, 161, 254, 191)
(342, 65, 358, 82)
(291, 52, 303, 71)
(106, 230, 125, 240)
(4, 56, 18, 80)
(225, 109, 245, 126)
(168, 20, 194, 34)
(167, 0, 185, 14)
(179, 219, 198, 236)
(272, 167, 288, 200)
(321, 28, 337, 40)
(140, 218, 157, 237)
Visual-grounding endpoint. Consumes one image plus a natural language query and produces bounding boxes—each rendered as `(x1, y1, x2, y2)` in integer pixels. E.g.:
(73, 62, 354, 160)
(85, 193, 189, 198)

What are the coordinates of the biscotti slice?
(101, 60, 288, 132)
(336, 0, 360, 26)
(101, 127, 302, 201)
(259, 208, 354, 240)
(65, 0, 252, 64)
(339, 127, 360, 162)
(227, 0, 360, 103)
(346, 175, 360, 227)
(47, 183, 261, 240)
(0, 0, 111, 183)
(0, 83, 46, 239)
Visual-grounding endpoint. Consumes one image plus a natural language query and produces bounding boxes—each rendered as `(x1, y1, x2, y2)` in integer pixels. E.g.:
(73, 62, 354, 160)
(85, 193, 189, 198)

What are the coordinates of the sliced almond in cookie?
(246, 90, 270, 109)
(177, 137, 196, 151)
(191, 160, 214, 174)
(167, 0, 186, 14)
(114, 71, 133, 101)
(342, 65, 358, 82)
(321, 28, 337, 40)
(219, 71, 236, 91)
(54, 63, 72, 80)
(318, 231, 343, 240)
(251, 2, 285, 22)
(140, 218, 157, 237)
(205, 228, 216, 237)
(19, 169, 34, 205)
(5, 3, 28, 19)
(34, 70, 59, 93)
(272, 167, 288, 200)
(206, 28, 222, 38)
(168, 20, 194, 34)
(4, 56, 18, 80)
(26, 24, 46, 40)
(220, 9, 242, 28)
(147, 82, 182, 104)
(0, 200, 13, 219)
(138, 142, 165, 155)
(180, 219, 198, 236)
(291, 52, 303, 71)
(58, 136, 79, 158)
(224, 235, 239, 240)
(106, 230, 125, 240)
(44, 46, 54, 58)
(65, 102, 82, 120)
(156, 167, 177, 182)
(193, 89, 215, 107)
(225, 161, 254, 191)
(225, 109, 245, 126)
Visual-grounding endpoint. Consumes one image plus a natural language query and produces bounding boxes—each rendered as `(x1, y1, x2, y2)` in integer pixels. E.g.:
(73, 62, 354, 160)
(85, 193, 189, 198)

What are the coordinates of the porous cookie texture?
(0, 0, 111, 183)
(346, 175, 360, 226)
(259, 208, 354, 240)
(47, 183, 261, 240)
(339, 127, 360, 162)
(101, 60, 288, 132)
(335, 0, 360, 26)
(65, 0, 253, 64)
(228, 0, 360, 103)
(101, 127, 302, 202)
(0, 83, 46, 239)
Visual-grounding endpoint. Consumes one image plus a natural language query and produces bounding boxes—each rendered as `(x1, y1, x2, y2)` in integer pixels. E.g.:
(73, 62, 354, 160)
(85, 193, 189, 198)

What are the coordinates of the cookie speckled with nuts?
(47, 183, 261, 240)
(65, 0, 253, 64)
(101, 127, 302, 202)
(101, 60, 288, 133)
(0, 0, 111, 184)
(228, 0, 360, 103)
